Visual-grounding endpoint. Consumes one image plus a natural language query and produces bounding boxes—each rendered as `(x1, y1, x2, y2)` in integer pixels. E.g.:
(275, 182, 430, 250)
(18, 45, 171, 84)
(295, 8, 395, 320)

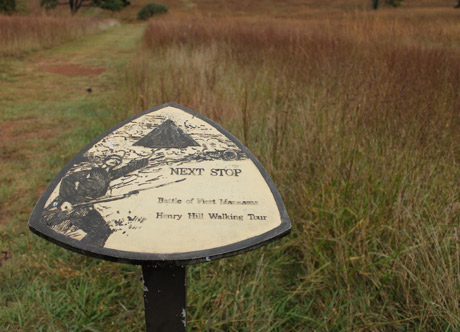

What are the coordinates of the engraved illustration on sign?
(29, 103, 290, 264)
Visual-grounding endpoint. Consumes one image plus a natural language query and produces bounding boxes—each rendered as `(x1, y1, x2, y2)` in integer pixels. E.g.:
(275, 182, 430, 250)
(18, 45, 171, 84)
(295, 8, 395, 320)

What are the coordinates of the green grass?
(0, 24, 147, 330)
(2, 1, 460, 331)
(1, 230, 144, 331)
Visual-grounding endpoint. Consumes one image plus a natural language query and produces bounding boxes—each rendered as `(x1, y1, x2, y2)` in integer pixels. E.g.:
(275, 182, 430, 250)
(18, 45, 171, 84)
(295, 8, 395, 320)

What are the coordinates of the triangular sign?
(29, 103, 291, 264)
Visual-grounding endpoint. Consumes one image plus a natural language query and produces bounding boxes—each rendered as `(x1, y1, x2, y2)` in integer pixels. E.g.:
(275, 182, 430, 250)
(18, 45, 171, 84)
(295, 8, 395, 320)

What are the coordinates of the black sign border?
(29, 103, 291, 265)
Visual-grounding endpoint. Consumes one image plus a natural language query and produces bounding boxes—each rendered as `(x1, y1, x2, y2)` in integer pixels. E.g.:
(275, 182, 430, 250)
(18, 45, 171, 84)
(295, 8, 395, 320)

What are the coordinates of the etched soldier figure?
(42, 155, 149, 247)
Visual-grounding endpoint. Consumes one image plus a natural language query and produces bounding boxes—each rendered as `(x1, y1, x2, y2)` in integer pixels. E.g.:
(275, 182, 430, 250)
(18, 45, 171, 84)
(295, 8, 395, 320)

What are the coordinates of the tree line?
(373, 0, 460, 9)
(1, 0, 460, 19)
(0, 0, 129, 14)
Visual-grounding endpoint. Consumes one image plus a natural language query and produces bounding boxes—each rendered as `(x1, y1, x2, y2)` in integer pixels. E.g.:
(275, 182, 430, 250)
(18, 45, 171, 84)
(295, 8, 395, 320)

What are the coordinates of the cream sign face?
(29, 103, 291, 264)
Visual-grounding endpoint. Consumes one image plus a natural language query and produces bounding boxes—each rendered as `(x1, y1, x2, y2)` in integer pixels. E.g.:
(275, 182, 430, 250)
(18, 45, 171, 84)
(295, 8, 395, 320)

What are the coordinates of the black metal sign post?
(142, 265, 186, 332)
(29, 103, 291, 331)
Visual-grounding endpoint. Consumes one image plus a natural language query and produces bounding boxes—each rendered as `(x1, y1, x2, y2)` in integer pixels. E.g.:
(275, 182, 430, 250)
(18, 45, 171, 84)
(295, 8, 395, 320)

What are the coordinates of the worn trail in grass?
(0, 23, 149, 331)
(0, 23, 145, 227)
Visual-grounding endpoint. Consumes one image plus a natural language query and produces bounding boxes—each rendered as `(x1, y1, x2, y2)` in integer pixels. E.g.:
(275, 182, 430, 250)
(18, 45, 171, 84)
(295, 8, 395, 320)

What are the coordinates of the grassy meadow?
(1, 0, 460, 331)
(0, 15, 118, 56)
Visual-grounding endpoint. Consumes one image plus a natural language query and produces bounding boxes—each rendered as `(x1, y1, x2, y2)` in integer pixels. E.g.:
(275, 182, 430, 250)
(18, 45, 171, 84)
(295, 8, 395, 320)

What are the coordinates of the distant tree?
(137, 2, 167, 20)
(372, 0, 404, 9)
(0, 0, 16, 14)
(40, 0, 130, 15)
(387, 0, 404, 6)
(372, 0, 379, 9)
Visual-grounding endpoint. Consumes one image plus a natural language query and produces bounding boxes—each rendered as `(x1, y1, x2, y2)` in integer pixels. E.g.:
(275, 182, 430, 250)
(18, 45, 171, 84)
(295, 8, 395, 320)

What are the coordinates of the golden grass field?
(0, 15, 119, 55)
(118, 6, 460, 329)
(1, 0, 460, 330)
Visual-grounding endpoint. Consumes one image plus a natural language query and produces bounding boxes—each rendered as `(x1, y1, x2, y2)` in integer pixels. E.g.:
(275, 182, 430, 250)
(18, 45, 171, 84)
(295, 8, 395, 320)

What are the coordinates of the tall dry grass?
(0, 15, 118, 56)
(112, 11, 460, 330)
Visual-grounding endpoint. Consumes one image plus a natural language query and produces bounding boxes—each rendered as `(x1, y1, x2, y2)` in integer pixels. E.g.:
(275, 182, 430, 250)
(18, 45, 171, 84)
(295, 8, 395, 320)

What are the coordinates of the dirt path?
(0, 23, 146, 226)
(0, 23, 145, 112)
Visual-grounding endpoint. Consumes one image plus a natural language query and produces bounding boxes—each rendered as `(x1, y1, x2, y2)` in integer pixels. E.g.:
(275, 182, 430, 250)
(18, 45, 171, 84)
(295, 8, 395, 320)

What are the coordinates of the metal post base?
(142, 265, 186, 332)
